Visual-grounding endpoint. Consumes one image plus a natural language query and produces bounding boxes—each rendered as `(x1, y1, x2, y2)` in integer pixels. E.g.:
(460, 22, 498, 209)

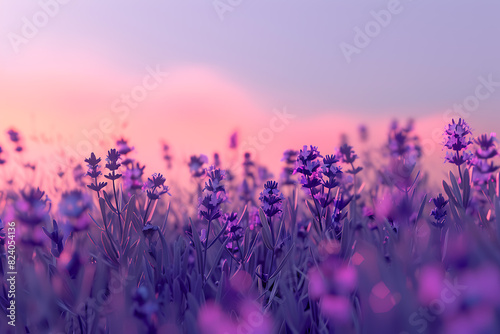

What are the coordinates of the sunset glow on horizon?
(1, 1, 500, 333)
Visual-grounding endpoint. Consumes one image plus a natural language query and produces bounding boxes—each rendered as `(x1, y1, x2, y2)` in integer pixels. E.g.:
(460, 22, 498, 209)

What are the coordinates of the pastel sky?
(0, 0, 499, 183)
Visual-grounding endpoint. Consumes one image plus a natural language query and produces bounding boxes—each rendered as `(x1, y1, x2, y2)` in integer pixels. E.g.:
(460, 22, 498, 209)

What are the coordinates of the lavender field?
(0, 118, 498, 334)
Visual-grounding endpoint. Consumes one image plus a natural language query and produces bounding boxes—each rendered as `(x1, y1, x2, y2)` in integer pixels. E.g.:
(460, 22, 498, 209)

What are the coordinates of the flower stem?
(112, 175, 123, 238)
(202, 217, 212, 284)
(143, 198, 153, 225)
(456, 150, 462, 182)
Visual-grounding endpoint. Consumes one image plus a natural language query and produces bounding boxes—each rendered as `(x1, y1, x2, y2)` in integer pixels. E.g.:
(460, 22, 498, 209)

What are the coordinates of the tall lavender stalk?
(104, 149, 123, 236)
(198, 167, 226, 283)
(444, 118, 473, 181)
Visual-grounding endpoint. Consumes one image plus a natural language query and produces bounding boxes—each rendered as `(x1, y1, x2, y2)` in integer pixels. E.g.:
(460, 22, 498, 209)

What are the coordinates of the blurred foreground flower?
(59, 190, 92, 230)
(15, 187, 50, 226)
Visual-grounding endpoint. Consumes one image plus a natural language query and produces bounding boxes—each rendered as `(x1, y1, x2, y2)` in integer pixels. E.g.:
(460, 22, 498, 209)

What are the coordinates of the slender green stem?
(456, 150, 463, 183)
(268, 217, 275, 246)
(143, 198, 153, 225)
(202, 217, 212, 284)
(307, 175, 323, 231)
(94, 176, 101, 199)
(112, 176, 123, 238)
(350, 162, 358, 223)
(268, 248, 275, 282)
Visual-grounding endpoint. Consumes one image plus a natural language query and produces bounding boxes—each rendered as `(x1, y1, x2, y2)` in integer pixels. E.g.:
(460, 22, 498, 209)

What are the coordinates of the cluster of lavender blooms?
(470, 133, 499, 183)
(443, 118, 474, 178)
(0, 118, 500, 334)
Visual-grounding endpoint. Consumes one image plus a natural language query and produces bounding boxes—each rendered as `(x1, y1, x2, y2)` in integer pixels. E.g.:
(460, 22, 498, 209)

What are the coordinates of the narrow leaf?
(190, 218, 204, 275)
(462, 168, 471, 209)
(269, 243, 294, 280)
(101, 231, 119, 265)
(416, 194, 428, 222)
(122, 195, 136, 247)
(443, 181, 459, 208)
(449, 172, 463, 208)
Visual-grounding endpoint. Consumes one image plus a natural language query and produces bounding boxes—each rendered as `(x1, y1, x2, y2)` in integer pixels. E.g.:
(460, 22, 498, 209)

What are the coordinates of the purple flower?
(294, 146, 322, 180)
(213, 152, 221, 168)
(85, 153, 107, 194)
(132, 286, 158, 331)
(443, 118, 473, 166)
(321, 155, 342, 189)
(337, 143, 358, 165)
(85, 153, 101, 176)
(162, 141, 173, 169)
(297, 145, 322, 165)
(6, 129, 23, 152)
(116, 137, 134, 156)
(189, 154, 208, 178)
(259, 181, 284, 218)
(470, 133, 499, 183)
(223, 212, 243, 252)
(7, 128, 20, 143)
(297, 159, 322, 177)
(15, 187, 50, 226)
(87, 181, 108, 193)
(142, 173, 170, 200)
(199, 167, 226, 221)
(258, 166, 273, 183)
(294, 146, 326, 197)
(473, 159, 499, 176)
(72, 164, 85, 186)
(387, 121, 421, 159)
(59, 190, 91, 219)
(430, 193, 448, 227)
(104, 148, 122, 180)
(314, 192, 334, 208)
(359, 124, 368, 142)
(199, 193, 224, 221)
(444, 118, 473, 151)
(0, 146, 6, 165)
(59, 190, 92, 231)
(124, 162, 146, 192)
(116, 138, 134, 165)
(280, 149, 299, 186)
(475, 133, 498, 158)
(445, 150, 473, 166)
(299, 172, 323, 189)
(243, 152, 256, 179)
(282, 149, 299, 164)
(238, 179, 254, 203)
(229, 131, 238, 149)
(204, 167, 225, 193)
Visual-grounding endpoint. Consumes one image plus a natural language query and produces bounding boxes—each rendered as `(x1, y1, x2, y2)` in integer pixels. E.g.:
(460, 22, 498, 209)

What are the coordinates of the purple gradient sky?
(1, 1, 499, 115)
(0, 0, 499, 183)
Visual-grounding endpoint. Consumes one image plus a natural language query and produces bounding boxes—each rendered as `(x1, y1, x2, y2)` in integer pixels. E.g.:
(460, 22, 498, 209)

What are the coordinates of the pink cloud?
(0, 47, 458, 187)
